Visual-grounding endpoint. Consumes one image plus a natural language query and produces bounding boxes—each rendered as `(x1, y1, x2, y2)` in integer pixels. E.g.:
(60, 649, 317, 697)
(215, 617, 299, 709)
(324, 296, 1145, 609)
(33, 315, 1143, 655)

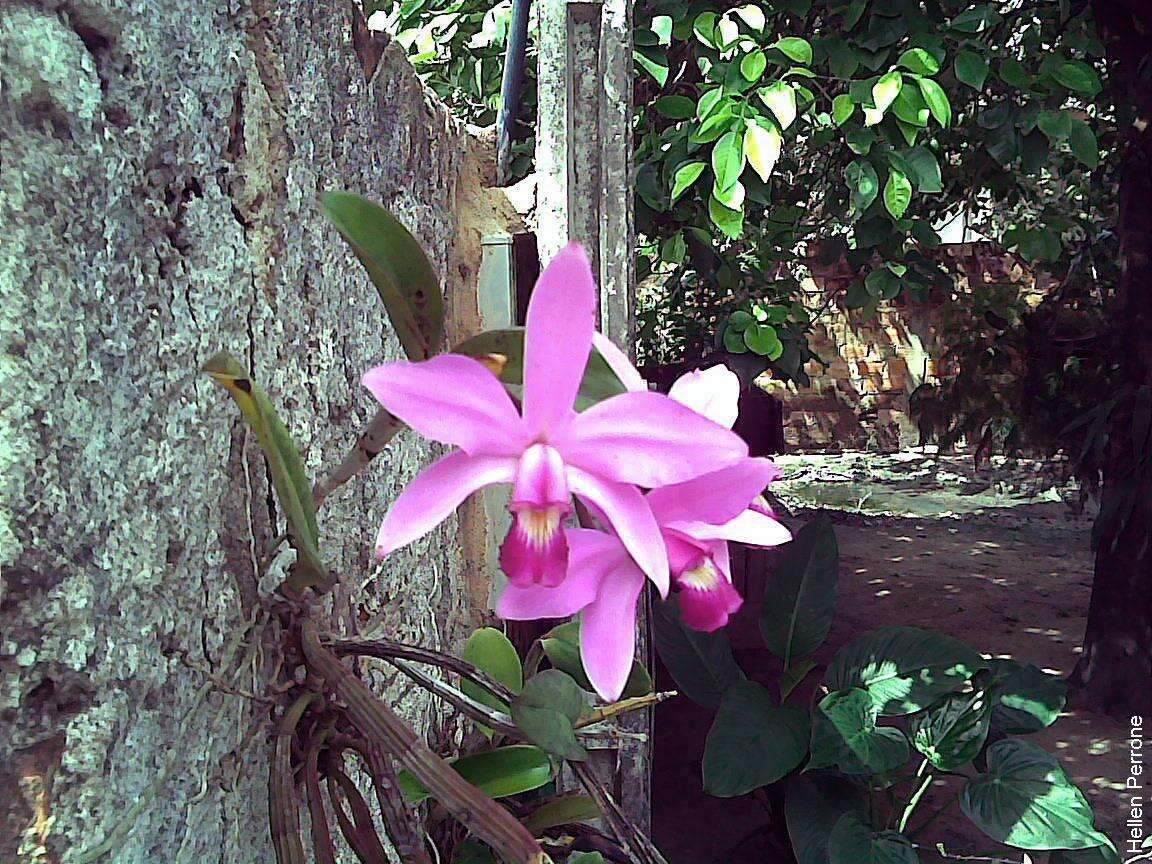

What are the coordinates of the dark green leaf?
(569, 854, 606, 864)
(511, 671, 588, 761)
(712, 130, 746, 190)
(322, 192, 443, 360)
(779, 657, 818, 702)
(203, 352, 328, 592)
(985, 659, 1067, 734)
(744, 322, 783, 357)
(826, 626, 987, 715)
(652, 600, 746, 709)
(1069, 119, 1100, 168)
(961, 739, 1110, 850)
(846, 159, 880, 215)
(760, 516, 839, 665)
(709, 194, 744, 239)
(1050, 840, 1121, 864)
(828, 813, 920, 864)
(634, 47, 669, 86)
(911, 691, 991, 771)
(399, 745, 554, 804)
(906, 147, 942, 193)
(786, 773, 867, 864)
(955, 50, 989, 90)
(703, 681, 810, 796)
(1053, 60, 1102, 96)
(654, 95, 697, 120)
(1038, 109, 1073, 142)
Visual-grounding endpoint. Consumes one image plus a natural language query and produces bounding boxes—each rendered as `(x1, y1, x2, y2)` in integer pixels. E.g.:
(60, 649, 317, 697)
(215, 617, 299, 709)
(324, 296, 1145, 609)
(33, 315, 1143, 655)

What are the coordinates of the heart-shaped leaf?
(828, 813, 920, 864)
(911, 691, 991, 771)
(809, 688, 910, 775)
(984, 659, 1067, 734)
(961, 739, 1110, 850)
(703, 681, 810, 796)
(786, 773, 867, 864)
(826, 626, 986, 715)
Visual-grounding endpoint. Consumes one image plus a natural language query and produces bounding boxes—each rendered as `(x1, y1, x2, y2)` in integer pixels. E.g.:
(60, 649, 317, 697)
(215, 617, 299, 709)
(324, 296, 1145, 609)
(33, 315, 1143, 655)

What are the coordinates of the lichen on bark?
(0, 2, 488, 860)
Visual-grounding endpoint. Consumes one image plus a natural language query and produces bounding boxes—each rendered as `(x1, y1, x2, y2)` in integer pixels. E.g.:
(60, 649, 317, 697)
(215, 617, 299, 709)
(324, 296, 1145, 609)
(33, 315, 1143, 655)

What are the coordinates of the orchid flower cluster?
(363, 245, 790, 701)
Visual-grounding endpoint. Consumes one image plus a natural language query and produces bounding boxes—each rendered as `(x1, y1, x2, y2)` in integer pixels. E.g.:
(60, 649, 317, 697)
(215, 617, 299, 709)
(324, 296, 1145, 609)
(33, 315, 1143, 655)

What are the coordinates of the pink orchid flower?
(362, 244, 749, 594)
(498, 363, 791, 700)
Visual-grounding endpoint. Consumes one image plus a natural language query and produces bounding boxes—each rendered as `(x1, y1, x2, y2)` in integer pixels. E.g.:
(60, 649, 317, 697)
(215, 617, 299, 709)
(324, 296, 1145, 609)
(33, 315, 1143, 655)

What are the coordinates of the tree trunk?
(1072, 0, 1152, 718)
(0, 3, 497, 860)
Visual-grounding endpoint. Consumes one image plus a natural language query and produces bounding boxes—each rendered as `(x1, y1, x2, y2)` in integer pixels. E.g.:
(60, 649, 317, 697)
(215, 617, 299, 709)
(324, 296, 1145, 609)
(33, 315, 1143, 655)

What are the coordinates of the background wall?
(0, 3, 507, 860)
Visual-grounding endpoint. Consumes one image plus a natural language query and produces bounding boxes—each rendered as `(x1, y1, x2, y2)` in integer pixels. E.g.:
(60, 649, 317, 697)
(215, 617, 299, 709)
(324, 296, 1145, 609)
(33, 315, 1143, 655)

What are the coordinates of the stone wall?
(1, 3, 514, 861)
(767, 242, 1049, 450)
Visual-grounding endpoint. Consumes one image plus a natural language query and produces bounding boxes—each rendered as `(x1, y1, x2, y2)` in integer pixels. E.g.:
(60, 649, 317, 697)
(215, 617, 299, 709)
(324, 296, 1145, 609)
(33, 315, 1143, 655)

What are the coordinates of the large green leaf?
(846, 160, 880, 216)
(828, 813, 920, 864)
(809, 688, 910, 775)
(540, 621, 653, 699)
(826, 626, 987, 715)
(398, 745, 554, 804)
(961, 739, 1110, 850)
(916, 77, 951, 127)
(911, 691, 991, 771)
(203, 352, 328, 593)
(702, 681, 810, 797)
(712, 130, 746, 192)
(1069, 119, 1100, 169)
(984, 659, 1067, 734)
(786, 773, 867, 864)
(454, 328, 627, 410)
(954, 50, 989, 90)
(461, 627, 523, 735)
(1050, 840, 1121, 864)
(511, 670, 588, 761)
(671, 160, 708, 202)
(321, 192, 443, 360)
(652, 600, 746, 709)
(760, 515, 839, 666)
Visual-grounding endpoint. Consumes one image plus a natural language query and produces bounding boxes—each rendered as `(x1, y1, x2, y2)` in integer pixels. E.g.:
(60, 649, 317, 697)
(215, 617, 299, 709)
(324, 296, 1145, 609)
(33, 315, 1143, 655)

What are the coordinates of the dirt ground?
(652, 450, 1135, 864)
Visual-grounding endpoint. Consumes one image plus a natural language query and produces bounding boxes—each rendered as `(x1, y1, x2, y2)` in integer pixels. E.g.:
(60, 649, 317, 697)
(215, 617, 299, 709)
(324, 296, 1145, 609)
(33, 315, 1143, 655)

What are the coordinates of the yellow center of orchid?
(679, 557, 721, 591)
(517, 506, 564, 548)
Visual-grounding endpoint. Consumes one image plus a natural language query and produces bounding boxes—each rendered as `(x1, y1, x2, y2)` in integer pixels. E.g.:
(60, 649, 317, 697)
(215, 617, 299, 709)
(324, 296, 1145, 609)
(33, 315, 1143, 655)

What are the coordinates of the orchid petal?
(561, 391, 748, 487)
(646, 458, 782, 526)
(668, 364, 741, 429)
(375, 452, 517, 556)
(568, 467, 670, 596)
(592, 331, 648, 393)
(522, 244, 598, 436)
(363, 355, 526, 456)
(581, 561, 646, 700)
(668, 508, 792, 548)
(496, 529, 623, 619)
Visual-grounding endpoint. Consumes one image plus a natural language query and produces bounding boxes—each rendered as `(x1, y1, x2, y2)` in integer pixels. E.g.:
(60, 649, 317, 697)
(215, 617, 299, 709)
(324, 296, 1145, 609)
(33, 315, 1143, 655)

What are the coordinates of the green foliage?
(759, 514, 839, 667)
(398, 744, 553, 804)
(203, 352, 329, 593)
(702, 681, 809, 796)
(632, 0, 1110, 367)
(510, 670, 589, 761)
(322, 192, 444, 361)
(462, 627, 523, 735)
(660, 514, 1108, 863)
(540, 621, 654, 698)
(960, 739, 1111, 850)
(652, 599, 746, 709)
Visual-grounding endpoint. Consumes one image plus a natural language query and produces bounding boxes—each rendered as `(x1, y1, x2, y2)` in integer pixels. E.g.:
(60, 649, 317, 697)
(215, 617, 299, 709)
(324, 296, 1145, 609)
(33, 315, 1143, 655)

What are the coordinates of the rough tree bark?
(1, 2, 500, 861)
(1071, 0, 1152, 718)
